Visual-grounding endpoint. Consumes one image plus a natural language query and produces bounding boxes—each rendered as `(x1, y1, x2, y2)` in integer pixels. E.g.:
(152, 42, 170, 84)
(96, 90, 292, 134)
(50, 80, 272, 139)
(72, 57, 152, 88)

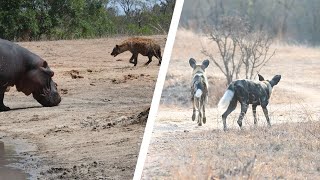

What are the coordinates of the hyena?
(218, 74, 281, 131)
(189, 58, 210, 126)
(111, 37, 162, 66)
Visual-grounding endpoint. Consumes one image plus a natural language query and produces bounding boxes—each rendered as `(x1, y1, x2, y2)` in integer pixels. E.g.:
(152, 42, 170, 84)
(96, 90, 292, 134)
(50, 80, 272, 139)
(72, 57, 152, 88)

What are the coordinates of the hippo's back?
(0, 39, 32, 85)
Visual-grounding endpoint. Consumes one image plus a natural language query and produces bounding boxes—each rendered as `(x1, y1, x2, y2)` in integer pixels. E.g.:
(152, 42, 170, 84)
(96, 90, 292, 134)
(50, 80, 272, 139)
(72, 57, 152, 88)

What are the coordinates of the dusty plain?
(0, 35, 166, 179)
(142, 30, 320, 179)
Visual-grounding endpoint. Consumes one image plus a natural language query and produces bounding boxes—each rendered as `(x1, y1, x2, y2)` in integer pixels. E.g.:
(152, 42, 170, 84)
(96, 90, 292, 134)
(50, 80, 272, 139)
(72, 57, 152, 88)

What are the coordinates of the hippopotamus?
(0, 38, 61, 111)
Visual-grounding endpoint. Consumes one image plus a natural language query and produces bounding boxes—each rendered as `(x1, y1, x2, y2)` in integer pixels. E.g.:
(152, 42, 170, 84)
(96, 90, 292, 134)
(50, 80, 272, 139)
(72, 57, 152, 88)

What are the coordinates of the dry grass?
(181, 122, 320, 179)
(143, 122, 320, 179)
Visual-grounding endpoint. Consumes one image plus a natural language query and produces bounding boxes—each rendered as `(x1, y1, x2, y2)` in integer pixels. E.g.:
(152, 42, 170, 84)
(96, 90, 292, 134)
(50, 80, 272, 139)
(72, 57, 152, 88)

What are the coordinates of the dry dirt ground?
(142, 30, 320, 179)
(0, 35, 166, 179)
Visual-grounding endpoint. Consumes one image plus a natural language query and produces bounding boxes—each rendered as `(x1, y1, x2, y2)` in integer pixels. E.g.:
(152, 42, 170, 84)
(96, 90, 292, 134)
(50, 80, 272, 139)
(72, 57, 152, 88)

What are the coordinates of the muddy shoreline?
(0, 133, 40, 179)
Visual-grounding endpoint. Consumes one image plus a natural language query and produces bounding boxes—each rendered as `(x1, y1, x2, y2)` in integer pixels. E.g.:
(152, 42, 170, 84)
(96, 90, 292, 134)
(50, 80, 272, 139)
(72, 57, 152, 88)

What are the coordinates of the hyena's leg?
(157, 49, 162, 65)
(145, 54, 153, 65)
(262, 107, 271, 127)
(133, 53, 138, 66)
(252, 105, 258, 126)
(222, 98, 237, 131)
(129, 54, 135, 63)
(237, 103, 248, 129)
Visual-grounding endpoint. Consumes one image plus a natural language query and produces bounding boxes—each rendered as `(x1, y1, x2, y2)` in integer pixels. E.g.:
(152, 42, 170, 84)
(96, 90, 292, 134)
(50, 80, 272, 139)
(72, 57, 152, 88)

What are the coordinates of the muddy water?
(0, 141, 29, 180)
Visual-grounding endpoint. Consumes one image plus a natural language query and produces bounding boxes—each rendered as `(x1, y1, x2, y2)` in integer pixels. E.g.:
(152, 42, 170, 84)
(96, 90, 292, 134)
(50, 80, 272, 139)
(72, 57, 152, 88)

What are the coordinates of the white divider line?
(132, 0, 184, 179)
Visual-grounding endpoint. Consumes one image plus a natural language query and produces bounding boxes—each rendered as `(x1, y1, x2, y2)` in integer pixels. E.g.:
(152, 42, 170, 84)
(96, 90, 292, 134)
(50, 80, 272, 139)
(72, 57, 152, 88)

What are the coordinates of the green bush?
(0, 0, 175, 41)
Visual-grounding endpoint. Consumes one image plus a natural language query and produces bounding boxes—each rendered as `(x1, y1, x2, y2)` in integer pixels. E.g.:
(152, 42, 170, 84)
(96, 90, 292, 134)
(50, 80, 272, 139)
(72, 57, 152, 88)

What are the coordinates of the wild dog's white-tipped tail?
(218, 89, 235, 111)
(195, 89, 203, 98)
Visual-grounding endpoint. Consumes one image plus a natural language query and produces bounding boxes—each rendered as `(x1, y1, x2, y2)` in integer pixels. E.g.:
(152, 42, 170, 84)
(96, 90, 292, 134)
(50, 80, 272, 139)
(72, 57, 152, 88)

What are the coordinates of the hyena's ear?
(258, 74, 265, 81)
(116, 45, 119, 48)
(189, 58, 196, 69)
(201, 59, 209, 70)
(270, 75, 281, 87)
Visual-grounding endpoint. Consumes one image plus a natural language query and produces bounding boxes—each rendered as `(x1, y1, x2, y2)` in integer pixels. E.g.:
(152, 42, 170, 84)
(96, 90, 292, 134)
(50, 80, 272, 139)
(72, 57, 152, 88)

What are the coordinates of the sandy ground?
(142, 30, 320, 179)
(0, 35, 166, 179)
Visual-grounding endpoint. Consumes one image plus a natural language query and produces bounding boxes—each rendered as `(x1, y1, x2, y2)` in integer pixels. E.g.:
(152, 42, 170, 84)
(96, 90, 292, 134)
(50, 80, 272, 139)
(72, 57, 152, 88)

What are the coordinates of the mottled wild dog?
(111, 37, 162, 66)
(218, 74, 281, 131)
(189, 58, 210, 126)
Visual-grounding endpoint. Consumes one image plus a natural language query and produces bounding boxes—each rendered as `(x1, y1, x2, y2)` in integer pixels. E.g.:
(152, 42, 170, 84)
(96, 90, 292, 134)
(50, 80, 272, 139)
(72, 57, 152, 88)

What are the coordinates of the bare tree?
(202, 16, 248, 84)
(159, 0, 175, 14)
(110, 0, 143, 17)
(202, 16, 276, 84)
(238, 31, 275, 79)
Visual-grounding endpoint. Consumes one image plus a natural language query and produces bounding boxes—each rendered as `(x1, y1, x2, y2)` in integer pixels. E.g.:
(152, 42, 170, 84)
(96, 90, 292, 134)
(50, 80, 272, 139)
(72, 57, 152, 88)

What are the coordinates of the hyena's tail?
(218, 83, 235, 111)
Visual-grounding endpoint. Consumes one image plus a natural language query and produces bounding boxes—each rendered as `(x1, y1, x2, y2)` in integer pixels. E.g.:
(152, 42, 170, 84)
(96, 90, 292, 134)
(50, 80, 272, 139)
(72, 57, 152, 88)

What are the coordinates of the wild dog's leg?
(145, 54, 153, 65)
(262, 107, 271, 127)
(203, 103, 206, 124)
(237, 103, 248, 129)
(0, 88, 10, 111)
(198, 105, 202, 126)
(222, 98, 237, 131)
(192, 98, 196, 121)
(252, 105, 258, 126)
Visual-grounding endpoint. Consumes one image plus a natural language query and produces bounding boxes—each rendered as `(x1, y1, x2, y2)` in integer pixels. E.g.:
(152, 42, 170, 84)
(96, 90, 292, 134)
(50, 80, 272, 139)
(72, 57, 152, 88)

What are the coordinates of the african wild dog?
(218, 74, 281, 131)
(189, 58, 210, 126)
(111, 37, 162, 66)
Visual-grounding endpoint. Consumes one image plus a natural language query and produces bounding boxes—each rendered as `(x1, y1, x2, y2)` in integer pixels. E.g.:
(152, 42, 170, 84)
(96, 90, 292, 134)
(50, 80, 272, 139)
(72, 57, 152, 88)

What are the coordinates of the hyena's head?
(258, 74, 281, 87)
(189, 58, 210, 74)
(111, 45, 120, 57)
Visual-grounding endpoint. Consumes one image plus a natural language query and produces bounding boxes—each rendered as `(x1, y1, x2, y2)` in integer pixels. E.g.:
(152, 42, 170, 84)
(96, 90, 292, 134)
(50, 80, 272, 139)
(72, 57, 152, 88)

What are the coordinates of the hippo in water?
(0, 38, 61, 111)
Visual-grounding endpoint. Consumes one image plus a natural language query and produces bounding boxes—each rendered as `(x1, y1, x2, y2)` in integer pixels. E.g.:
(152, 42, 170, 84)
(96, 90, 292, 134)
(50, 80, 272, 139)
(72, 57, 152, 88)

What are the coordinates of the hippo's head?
(32, 78, 61, 107)
(16, 60, 61, 107)
(111, 45, 120, 57)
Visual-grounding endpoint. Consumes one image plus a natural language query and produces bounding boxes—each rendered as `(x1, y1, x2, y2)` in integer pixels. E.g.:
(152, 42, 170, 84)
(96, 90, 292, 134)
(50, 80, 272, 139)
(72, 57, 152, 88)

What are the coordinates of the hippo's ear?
(258, 74, 265, 81)
(201, 59, 209, 70)
(40, 61, 54, 77)
(189, 58, 196, 69)
(43, 61, 48, 68)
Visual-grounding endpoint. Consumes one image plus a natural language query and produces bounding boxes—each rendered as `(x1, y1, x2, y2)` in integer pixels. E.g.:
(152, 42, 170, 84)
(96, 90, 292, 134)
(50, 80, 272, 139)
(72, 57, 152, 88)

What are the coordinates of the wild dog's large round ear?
(270, 75, 281, 86)
(258, 74, 265, 81)
(189, 58, 196, 69)
(201, 59, 209, 70)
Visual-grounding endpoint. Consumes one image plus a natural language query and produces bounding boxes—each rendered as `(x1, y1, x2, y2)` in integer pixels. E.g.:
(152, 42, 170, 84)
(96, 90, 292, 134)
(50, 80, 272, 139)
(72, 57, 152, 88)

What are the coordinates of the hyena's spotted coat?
(111, 37, 162, 66)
